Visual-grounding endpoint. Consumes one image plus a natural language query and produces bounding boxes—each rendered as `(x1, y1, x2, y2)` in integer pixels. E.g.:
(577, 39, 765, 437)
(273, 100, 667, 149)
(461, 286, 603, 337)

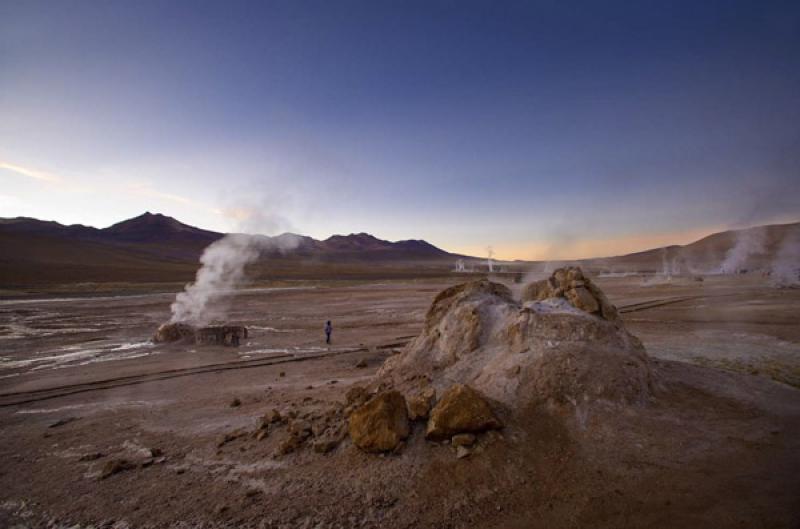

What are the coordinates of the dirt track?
(1, 276, 799, 528)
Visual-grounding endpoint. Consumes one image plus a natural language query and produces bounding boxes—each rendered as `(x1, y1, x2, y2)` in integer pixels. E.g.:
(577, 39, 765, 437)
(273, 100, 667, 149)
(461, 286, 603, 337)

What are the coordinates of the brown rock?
(99, 459, 135, 480)
(312, 437, 340, 454)
(288, 419, 312, 438)
(217, 429, 247, 448)
(565, 286, 600, 314)
(345, 386, 370, 407)
(425, 384, 502, 440)
(407, 387, 436, 421)
(520, 279, 552, 303)
(78, 452, 105, 462)
(355, 359, 368, 368)
(348, 391, 410, 453)
(262, 409, 282, 425)
(275, 435, 304, 456)
(451, 433, 476, 447)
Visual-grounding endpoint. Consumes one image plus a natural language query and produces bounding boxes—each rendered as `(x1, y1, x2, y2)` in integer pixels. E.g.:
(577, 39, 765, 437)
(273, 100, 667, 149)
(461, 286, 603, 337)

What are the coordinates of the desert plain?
(0, 272, 798, 529)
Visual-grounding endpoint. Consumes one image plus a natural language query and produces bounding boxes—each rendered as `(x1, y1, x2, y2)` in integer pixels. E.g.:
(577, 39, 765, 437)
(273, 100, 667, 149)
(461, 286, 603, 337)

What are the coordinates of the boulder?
(426, 384, 502, 441)
(348, 391, 410, 453)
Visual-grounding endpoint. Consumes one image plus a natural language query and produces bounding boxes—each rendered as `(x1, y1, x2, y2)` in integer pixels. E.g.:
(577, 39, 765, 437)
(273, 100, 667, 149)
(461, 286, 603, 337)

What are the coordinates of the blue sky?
(1, 0, 799, 259)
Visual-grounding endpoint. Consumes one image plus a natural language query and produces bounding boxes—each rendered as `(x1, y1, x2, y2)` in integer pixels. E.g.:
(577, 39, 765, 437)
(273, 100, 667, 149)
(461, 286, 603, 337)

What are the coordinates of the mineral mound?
(380, 267, 655, 407)
(152, 322, 248, 346)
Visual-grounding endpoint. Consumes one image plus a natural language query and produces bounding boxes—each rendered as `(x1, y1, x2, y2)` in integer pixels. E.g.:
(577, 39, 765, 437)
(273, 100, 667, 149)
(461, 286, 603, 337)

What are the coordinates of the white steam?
(170, 233, 301, 325)
(771, 229, 800, 286)
(718, 227, 766, 274)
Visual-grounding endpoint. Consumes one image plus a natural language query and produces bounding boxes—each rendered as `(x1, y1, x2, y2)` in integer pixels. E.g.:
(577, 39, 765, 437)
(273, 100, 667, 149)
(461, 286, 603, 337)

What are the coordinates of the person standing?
(324, 320, 332, 344)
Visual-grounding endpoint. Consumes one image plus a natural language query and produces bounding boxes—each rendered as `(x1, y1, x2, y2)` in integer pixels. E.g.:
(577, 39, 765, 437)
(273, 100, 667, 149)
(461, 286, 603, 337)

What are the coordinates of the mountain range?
(1, 212, 797, 289)
(0, 212, 457, 287)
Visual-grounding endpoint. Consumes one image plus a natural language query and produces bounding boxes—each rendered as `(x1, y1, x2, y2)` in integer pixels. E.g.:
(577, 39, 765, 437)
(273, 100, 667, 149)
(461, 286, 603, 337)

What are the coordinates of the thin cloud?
(0, 161, 63, 183)
(126, 182, 193, 205)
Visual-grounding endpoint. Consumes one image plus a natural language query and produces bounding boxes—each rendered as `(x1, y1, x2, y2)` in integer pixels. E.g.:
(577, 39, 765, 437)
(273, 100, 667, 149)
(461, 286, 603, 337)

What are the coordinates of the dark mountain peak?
(103, 212, 222, 243)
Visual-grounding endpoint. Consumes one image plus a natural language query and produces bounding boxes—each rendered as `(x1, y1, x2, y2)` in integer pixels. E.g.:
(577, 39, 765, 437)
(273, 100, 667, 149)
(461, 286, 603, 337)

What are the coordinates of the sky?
(1, 0, 799, 260)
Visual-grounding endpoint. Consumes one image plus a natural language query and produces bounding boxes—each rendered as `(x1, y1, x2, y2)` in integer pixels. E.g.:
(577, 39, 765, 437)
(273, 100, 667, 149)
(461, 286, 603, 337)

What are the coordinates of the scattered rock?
(217, 429, 247, 448)
(312, 438, 340, 454)
(279, 371, 286, 377)
(426, 384, 502, 441)
(99, 459, 135, 480)
(345, 386, 370, 407)
(78, 452, 105, 462)
(255, 430, 268, 441)
(355, 359, 368, 368)
(276, 434, 305, 456)
(349, 391, 410, 453)
(49, 417, 80, 428)
(262, 409, 283, 425)
(451, 433, 476, 447)
(288, 419, 312, 438)
(230, 398, 242, 408)
(456, 446, 471, 459)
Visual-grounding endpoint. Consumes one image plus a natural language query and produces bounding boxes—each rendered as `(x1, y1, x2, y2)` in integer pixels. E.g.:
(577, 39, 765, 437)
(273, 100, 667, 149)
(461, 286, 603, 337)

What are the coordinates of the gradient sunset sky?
(1, 0, 799, 260)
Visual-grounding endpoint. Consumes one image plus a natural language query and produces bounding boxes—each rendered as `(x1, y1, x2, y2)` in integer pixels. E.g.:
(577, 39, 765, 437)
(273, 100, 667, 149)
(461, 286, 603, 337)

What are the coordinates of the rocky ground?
(1, 274, 799, 528)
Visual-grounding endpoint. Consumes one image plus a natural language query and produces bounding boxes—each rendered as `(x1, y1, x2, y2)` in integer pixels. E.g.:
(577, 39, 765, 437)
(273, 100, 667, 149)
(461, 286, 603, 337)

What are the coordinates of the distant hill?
(579, 222, 800, 274)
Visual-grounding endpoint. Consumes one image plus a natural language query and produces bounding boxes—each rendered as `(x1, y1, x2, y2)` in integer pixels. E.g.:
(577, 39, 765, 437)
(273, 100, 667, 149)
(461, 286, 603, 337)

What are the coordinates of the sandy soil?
(1, 275, 799, 528)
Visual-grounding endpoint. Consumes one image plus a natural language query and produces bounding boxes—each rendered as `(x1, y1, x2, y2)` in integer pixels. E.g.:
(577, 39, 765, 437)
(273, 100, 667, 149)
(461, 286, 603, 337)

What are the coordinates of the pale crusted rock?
(380, 273, 653, 407)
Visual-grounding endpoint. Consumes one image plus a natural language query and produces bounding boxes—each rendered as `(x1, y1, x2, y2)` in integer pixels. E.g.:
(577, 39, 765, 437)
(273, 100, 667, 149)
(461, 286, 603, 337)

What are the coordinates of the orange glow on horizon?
(451, 226, 726, 262)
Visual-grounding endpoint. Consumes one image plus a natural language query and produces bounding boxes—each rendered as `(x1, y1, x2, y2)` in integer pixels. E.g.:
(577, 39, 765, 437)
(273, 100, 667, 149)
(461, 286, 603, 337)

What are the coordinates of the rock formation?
(152, 322, 196, 343)
(152, 323, 247, 346)
(380, 268, 655, 408)
(520, 266, 617, 320)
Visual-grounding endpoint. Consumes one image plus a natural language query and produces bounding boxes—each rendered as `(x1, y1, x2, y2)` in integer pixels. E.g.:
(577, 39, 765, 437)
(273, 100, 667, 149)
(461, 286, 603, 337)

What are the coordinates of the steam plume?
(718, 227, 766, 274)
(771, 229, 800, 286)
(170, 233, 300, 325)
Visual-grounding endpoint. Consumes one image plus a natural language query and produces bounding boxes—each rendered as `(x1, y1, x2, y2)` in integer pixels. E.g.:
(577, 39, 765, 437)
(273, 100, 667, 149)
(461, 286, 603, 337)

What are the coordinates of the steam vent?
(152, 322, 248, 346)
(380, 266, 656, 407)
